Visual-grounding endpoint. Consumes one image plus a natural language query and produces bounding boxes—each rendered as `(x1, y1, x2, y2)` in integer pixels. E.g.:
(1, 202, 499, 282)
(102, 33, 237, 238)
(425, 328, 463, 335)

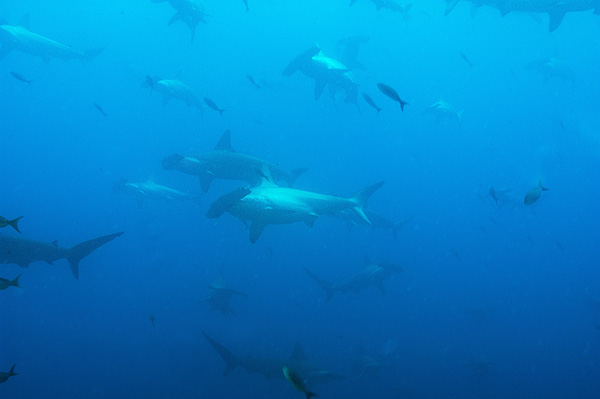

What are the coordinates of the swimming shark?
(422, 100, 463, 124)
(0, 232, 123, 279)
(200, 277, 248, 314)
(444, 0, 600, 32)
(283, 46, 360, 108)
(304, 258, 402, 301)
(151, 0, 208, 42)
(206, 170, 384, 243)
(0, 15, 104, 62)
(202, 332, 345, 384)
(351, 0, 413, 19)
(526, 57, 575, 83)
(162, 130, 307, 192)
(145, 75, 203, 110)
(0, 364, 17, 384)
(113, 178, 195, 207)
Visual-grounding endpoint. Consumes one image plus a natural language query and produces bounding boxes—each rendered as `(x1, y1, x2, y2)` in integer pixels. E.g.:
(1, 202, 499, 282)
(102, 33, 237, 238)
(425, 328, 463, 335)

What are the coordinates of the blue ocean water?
(1, 0, 600, 398)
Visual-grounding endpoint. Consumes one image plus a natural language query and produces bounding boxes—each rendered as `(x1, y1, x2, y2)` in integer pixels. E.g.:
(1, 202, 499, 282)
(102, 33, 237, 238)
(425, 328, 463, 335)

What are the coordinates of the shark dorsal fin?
(18, 14, 30, 29)
(214, 130, 234, 152)
(290, 343, 306, 361)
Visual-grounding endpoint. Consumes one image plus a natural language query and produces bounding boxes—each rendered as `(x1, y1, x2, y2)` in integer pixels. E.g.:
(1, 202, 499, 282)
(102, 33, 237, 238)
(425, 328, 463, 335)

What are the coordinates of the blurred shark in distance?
(283, 46, 360, 109)
(113, 179, 196, 207)
(200, 277, 248, 314)
(206, 168, 384, 242)
(0, 15, 104, 62)
(151, 0, 208, 42)
(304, 257, 402, 301)
(162, 130, 307, 192)
(144, 75, 203, 110)
(422, 100, 463, 124)
(0, 232, 123, 279)
(202, 332, 344, 384)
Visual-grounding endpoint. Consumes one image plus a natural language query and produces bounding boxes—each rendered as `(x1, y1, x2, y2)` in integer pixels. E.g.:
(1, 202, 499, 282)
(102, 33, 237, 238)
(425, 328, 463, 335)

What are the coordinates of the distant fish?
(283, 366, 318, 399)
(246, 74, 260, 89)
(489, 187, 499, 205)
(242, 0, 249, 12)
(0, 274, 22, 291)
(0, 364, 18, 384)
(362, 92, 382, 115)
(460, 51, 474, 68)
(148, 313, 155, 327)
(524, 180, 549, 205)
(376, 83, 407, 111)
(0, 216, 22, 233)
(93, 102, 108, 117)
(10, 71, 32, 84)
(203, 97, 225, 116)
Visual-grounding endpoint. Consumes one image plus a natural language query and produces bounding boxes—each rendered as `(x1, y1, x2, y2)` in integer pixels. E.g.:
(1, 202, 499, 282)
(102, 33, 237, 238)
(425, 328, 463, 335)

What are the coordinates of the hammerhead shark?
(304, 257, 402, 301)
(0, 15, 104, 62)
(206, 168, 383, 242)
(202, 332, 344, 384)
(0, 232, 123, 279)
(162, 130, 307, 192)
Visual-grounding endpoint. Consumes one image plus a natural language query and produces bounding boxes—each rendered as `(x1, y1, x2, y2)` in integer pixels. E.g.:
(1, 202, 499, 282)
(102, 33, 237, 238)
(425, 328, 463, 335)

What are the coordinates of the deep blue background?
(1, 0, 600, 398)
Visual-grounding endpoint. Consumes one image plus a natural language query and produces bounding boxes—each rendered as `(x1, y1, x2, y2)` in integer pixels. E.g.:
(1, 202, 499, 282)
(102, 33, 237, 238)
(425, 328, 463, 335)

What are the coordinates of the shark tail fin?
(8, 216, 23, 233)
(67, 232, 123, 279)
(286, 167, 308, 187)
(445, 0, 460, 15)
(350, 182, 385, 225)
(11, 274, 22, 288)
(306, 392, 318, 399)
(8, 364, 17, 377)
(303, 268, 335, 302)
(202, 332, 240, 376)
(82, 47, 105, 62)
(399, 99, 408, 112)
(539, 180, 549, 191)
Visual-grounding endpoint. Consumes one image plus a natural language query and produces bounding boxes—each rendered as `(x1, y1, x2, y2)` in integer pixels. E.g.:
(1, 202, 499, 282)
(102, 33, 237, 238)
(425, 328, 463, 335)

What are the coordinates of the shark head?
(161, 153, 185, 170)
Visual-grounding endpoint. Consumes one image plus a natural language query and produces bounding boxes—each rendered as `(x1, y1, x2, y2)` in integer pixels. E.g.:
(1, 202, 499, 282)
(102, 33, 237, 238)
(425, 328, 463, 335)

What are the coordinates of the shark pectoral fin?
(304, 213, 318, 228)
(444, 0, 460, 15)
(199, 173, 215, 193)
(548, 10, 566, 32)
(168, 11, 184, 26)
(249, 222, 267, 243)
(314, 79, 327, 100)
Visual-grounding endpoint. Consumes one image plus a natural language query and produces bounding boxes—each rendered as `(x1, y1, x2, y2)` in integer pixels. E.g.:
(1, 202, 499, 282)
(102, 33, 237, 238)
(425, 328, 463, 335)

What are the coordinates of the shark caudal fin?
(539, 180, 549, 191)
(8, 364, 18, 377)
(303, 268, 335, 302)
(81, 47, 105, 62)
(202, 331, 241, 376)
(10, 274, 22, 288)
(286, 167, 308, 187)
(7, 216, 23, 233)
(67, 232, 123, 279)
(350, 182, 385, 225)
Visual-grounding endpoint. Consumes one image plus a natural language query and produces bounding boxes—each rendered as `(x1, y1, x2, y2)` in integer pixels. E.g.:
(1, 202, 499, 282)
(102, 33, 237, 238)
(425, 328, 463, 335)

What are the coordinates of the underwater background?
(1, 0, 600, 398)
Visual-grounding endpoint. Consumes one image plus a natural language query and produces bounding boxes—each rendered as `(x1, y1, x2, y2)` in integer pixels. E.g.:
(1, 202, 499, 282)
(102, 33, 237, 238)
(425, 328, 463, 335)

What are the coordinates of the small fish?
(377, 83, 408, 111)
(0, 364, 18, 384)
(362, 92, 382, 115)
(460, 51, 474, 68)
(10, 71, 33, 84)
(0, 275, 22, 291)
(148, 313, 155, 327)
(246, 74, 260, 90)
(203, 97, 225, 116)
(0, 216, 22, 233)
(524, 180, 549, 205)
(93, 102, 108, 117)
(242, 0, 249, 12)
(283, 366, 318, 399)
(489, 187, 498, 205)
